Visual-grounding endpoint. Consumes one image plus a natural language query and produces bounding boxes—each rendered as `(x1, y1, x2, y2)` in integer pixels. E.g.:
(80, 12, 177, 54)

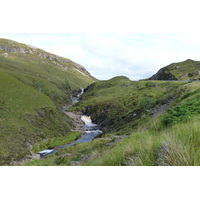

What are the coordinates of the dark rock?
(80, 155, 90, 161)
(105, 142, 115, 146)
(155, 142, 170, 166)
(174, 65, 180, 69)
(120, 84, 129, 88)
(0, 45, 26, 54)
(70, 161, 81, 166)
(150, 68, 178, 80)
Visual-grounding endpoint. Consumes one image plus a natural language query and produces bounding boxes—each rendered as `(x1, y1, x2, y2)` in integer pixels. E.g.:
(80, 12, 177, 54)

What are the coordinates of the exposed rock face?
(0, 45, 26, 53)
(38, 52, 89, 74)
(149, 59, 200, 81)
(0, 40, 91, 76)
(155, 142, 170, 166)
(64, 111, 85, 132)
(149, 68, 178, 80)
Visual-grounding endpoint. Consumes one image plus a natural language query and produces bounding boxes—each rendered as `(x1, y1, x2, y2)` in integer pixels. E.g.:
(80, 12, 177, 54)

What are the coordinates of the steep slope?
(68, 79, 200, 166)
(0, 38, 96, 165)
(23, 75, 200, 166)
(149, 59, 200, 81)
(70, 76, 186, 131)
(2, 39, 200, 166)
(0, 38, 96, 98)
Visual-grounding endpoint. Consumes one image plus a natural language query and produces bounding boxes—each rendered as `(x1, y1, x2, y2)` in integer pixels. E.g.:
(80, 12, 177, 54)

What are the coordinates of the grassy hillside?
(0, 38, 96, 107)
(70, 76, 187, 132)
(0, 38, 96, 165)
(149, 59, 200, 80)
(1, 38, 200, 166)
(22, 76, 200, 166)
(83, 115, 200, 166)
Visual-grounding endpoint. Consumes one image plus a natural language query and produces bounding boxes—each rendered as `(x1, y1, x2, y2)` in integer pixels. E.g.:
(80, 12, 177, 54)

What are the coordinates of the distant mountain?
(149, 59, 200, 81)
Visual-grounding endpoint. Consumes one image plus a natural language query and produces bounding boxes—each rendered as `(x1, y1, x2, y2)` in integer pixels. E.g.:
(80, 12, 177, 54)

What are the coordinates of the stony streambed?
(38, 89, 103, 158)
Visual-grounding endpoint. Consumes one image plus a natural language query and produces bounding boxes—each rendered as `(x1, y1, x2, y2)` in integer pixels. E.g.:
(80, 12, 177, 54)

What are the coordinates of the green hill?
(23, 75, 200, 166)
(149, 59, 200, 80)
(1, 38, 200, 166)
(0, 38, 96, 165)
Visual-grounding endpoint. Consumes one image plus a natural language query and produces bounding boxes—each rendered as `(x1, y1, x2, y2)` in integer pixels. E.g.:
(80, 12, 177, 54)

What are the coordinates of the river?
(38, 88, 103, 158)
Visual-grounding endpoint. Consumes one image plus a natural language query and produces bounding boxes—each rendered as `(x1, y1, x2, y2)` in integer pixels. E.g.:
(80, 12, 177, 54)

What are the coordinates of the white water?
(81, 115, 92, 125)
(77, 88, 84, 97)
(39, 88, 103, 158)
(38, 149, 54, 154)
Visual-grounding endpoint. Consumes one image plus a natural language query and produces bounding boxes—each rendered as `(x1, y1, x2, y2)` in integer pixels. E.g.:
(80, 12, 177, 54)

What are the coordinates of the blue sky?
(1, 33, 200, 80)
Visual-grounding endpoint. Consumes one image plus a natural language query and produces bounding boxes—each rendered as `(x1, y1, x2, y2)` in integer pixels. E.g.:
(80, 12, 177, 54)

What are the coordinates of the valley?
(0, 38, 200, 166)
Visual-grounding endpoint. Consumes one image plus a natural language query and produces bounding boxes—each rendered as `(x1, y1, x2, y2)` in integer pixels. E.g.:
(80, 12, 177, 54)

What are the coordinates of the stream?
(38, 88, 103, 158)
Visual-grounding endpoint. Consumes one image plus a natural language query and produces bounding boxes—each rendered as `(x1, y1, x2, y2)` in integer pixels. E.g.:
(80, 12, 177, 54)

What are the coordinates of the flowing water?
(38, 88, 103, 158)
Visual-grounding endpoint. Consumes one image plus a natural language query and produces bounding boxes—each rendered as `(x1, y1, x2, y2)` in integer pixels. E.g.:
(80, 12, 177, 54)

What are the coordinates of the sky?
(0, 33, 200, 80)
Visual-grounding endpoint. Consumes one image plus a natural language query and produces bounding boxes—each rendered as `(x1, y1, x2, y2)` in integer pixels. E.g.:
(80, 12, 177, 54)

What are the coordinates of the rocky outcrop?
(38, 52, 90, 74)
(64, 111, 85, 132)
(155, 142, 170, 166)
(39, 52, 68, 63)
(149, 68, 178, 80)
(0, 45, 27, 54)
(149, 59, 200, 81)
(0, 40, 91, 76)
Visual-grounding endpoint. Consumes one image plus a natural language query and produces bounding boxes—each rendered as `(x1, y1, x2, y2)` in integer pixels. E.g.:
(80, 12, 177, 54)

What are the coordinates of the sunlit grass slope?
(0, 70, 71, 164)
(0, 38, 96, 165)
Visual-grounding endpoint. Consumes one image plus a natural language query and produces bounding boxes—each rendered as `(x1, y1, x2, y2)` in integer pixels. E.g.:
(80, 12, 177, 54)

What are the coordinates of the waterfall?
(81, 115, 93, 126)
(77, 88, 84, 97)
(39, 88, 102, 158)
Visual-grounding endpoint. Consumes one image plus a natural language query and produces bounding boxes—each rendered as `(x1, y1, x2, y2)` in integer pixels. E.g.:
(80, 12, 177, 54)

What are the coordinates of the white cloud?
(46, 44, 85, 59)
(0, 33, 199, 80)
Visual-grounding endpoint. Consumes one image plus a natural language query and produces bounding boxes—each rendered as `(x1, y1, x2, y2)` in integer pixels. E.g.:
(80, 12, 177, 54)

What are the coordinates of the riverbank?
(64, 111, 85, 132)
(34, 87, 103, 159)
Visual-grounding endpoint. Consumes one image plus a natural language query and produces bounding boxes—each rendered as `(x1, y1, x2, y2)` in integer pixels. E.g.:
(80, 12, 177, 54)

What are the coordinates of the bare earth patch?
(64, 111, 85, 132)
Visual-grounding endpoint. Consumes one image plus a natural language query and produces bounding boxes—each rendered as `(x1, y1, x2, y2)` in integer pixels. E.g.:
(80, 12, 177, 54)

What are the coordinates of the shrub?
(162, 98, 200, 125)
(145, 82, 157, 87)
(139, 97, 156, 110)
(181, 89, 200, 99)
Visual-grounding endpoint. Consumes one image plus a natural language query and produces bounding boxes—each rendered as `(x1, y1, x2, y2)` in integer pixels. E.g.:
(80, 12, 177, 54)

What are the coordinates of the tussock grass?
(158, 117, 200, 166)
(84, 115, 200, 166)
(84, 131, 161, 166)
